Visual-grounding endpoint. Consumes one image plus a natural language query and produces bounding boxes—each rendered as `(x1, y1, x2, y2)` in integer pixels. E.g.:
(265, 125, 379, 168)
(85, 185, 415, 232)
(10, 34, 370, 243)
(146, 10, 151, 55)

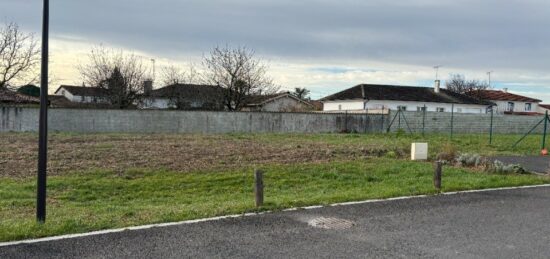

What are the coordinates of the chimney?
(143, 80, 153, 95)
(502, 88, 508, 93)
(434, 80, 441, 93)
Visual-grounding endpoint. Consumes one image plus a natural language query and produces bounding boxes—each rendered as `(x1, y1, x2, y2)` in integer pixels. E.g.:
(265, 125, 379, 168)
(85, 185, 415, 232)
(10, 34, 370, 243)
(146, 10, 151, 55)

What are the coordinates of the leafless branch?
(0, 22, 40, 89)
(78, 46, 148, 109)
(445, 74, 489, 95)
(201, 45, 278, 111)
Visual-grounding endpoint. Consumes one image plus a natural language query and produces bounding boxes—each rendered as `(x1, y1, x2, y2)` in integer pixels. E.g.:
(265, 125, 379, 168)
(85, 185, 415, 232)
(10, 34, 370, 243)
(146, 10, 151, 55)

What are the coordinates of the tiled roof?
(321, 84, 493, 105)
(467, 90, 542, 103)
(540, 104, 550, 110)
(55, 85, 110, 97)
(148, 84, 224, 100)
(245, 92, 314, 107)
(48, 95, 125, 109)
(0, 88, 40, 104)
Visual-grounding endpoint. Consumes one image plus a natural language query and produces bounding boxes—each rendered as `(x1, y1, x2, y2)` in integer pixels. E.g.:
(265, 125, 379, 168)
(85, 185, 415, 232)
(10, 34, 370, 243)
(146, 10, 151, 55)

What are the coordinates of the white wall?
(55, 88, 75, 102)
(491, 100, 539, 114)
(54, 88, 108, 104)
(140, 98, 171, 109)
(323, 99, 488, 114)
(323, 100, 364, 111)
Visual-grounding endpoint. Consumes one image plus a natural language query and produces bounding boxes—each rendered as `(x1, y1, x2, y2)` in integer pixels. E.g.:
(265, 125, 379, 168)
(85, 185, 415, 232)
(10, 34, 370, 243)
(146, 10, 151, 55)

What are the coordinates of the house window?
(525, 103, 532, 111)
(397, 106, 407, 111)
(417, 106, 426, 112)
(456, 108, 463, 113)
(507, 102, 515, 112)
(436, 107, 445, 112)
(61, 90, 65, 95)
(81, 96, 85, 102)
(338, 104, 342, 111)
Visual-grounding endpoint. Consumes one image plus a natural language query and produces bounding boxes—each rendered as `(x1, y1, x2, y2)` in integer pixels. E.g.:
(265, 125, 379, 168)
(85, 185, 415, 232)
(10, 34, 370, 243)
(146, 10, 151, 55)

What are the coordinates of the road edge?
(2, 183, 550, 247)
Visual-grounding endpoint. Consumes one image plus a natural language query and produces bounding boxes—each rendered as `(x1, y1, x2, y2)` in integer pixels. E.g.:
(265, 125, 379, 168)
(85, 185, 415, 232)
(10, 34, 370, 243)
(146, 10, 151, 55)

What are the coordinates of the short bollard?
(434, 161, 442, 192)
(254, 170, 264, 207)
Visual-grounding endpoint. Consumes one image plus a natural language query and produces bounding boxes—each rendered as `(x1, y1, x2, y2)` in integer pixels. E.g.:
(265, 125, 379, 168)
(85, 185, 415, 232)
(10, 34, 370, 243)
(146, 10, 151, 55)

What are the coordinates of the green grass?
(1, 158, 548, 242)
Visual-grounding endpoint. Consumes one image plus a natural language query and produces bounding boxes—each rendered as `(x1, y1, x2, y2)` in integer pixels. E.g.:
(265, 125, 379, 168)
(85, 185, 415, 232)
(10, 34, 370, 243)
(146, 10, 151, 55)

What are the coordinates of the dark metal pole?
(37, 0, 49, 223)
(450, 104, 454, 140)
(542, 111, 548, 150)
(422, 105, 426, 136)
(489, 108, 494, 145)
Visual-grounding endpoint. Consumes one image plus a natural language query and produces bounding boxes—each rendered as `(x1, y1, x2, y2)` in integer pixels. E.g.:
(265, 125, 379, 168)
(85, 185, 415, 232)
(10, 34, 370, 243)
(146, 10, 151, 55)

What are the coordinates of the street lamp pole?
(37, 0, 49, 223)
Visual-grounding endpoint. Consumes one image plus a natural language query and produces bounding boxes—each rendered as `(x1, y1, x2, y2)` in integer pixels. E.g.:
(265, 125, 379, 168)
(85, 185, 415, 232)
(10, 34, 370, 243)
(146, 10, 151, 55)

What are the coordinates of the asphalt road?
(2, 186, 550, 258)
(492, 156, 549, 174)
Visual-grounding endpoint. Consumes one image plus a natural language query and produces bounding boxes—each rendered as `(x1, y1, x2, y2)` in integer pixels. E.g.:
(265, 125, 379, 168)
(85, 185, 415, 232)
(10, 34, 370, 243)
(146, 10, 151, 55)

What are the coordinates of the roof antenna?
(487, 71, 493, 88)
(151, 59, 156, 82)
(433, 65, 442, 81)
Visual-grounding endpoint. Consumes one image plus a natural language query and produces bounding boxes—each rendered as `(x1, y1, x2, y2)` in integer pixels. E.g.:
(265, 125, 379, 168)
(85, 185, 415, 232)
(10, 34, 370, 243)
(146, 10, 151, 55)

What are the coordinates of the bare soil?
(1, 133, 400, 178)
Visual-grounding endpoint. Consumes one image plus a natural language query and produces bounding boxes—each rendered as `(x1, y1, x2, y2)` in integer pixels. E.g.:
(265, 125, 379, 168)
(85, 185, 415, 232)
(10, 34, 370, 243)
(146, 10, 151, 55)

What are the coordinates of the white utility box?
(411, 143, 428, 160)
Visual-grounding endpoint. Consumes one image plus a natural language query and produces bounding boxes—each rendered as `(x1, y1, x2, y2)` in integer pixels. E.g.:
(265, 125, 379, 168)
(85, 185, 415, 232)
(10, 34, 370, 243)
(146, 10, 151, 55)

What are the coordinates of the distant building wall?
(323, 100, 489, 114)
(490, 100, 539, 114)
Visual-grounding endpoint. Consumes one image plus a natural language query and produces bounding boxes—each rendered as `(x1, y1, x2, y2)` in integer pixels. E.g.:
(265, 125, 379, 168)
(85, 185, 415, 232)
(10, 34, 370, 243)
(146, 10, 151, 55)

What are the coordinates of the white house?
(54, 85, 110, 104)
(241, 92, 314, 112)
(321, 82, 493, 114)
(466, 89, 542, 115)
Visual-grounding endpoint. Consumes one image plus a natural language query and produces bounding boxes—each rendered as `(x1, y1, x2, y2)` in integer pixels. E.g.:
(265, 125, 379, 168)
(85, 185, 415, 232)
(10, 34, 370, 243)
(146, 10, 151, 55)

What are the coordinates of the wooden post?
(254, 170, 264, 207)
(434, 161, 442, 192)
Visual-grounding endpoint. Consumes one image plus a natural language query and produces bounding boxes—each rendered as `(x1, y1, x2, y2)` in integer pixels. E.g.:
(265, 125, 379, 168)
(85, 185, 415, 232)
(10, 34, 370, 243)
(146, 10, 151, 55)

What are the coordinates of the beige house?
(242, 92, 314, 112)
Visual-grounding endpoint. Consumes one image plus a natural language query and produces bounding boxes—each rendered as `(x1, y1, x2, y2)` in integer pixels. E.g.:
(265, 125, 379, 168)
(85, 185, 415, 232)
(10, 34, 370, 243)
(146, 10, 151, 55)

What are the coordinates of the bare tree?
(160, 64, 199, 86)
(79, 46, 148, 108)
(0, 22, 40, 89)
(159, 64, 205, 110)
(445, 74, 489, 94)
(202, 45, 277, 111)
(293, 87, 310, 100)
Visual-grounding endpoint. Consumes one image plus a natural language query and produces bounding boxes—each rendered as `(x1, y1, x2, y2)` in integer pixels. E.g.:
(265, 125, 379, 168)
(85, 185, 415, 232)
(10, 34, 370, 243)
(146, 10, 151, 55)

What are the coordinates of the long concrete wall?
(1, 107, 546, 134)
(0, 107, 386, 134)
(387, 111, 547, 134)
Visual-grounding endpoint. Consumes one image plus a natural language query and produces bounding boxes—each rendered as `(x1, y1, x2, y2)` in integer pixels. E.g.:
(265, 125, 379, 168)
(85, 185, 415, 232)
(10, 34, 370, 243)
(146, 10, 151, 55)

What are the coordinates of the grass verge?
(1, 158, 549, 242)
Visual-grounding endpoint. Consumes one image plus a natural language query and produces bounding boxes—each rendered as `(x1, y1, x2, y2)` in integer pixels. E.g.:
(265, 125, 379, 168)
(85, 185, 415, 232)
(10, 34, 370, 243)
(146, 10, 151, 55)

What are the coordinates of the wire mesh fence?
(386, 109, 549, 149)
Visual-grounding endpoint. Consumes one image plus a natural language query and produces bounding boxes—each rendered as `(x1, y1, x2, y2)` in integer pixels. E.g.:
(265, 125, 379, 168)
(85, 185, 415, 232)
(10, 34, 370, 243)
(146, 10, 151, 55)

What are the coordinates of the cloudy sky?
(2, 0, 550, 101)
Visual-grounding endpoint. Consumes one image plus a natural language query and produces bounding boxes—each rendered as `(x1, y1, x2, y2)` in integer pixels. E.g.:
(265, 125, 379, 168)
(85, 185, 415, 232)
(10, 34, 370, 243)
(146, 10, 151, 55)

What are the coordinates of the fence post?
(344, 110, 350, 133)
(489, 108, 494, 145)
(398, 109, 401, 130)
(542, 111, 549, 150)
(422, 105, 426, 136)
(381, 108, 387, 133)
(434, 161, 442, 192)
(254, 170, 264, 207)
(450, 104, 454, 140)
(364, 111, 368, 134)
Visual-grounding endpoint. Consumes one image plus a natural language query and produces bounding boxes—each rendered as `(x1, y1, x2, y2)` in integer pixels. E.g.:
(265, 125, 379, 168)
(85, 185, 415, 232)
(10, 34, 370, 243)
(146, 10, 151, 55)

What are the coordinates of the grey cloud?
(2, 0, 550, 71)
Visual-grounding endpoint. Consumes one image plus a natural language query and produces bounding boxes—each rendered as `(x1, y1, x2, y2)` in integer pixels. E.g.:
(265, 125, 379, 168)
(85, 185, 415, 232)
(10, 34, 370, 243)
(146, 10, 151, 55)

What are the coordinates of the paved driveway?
(492, 156, 549, 174)
(2, 186, 550, 258)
